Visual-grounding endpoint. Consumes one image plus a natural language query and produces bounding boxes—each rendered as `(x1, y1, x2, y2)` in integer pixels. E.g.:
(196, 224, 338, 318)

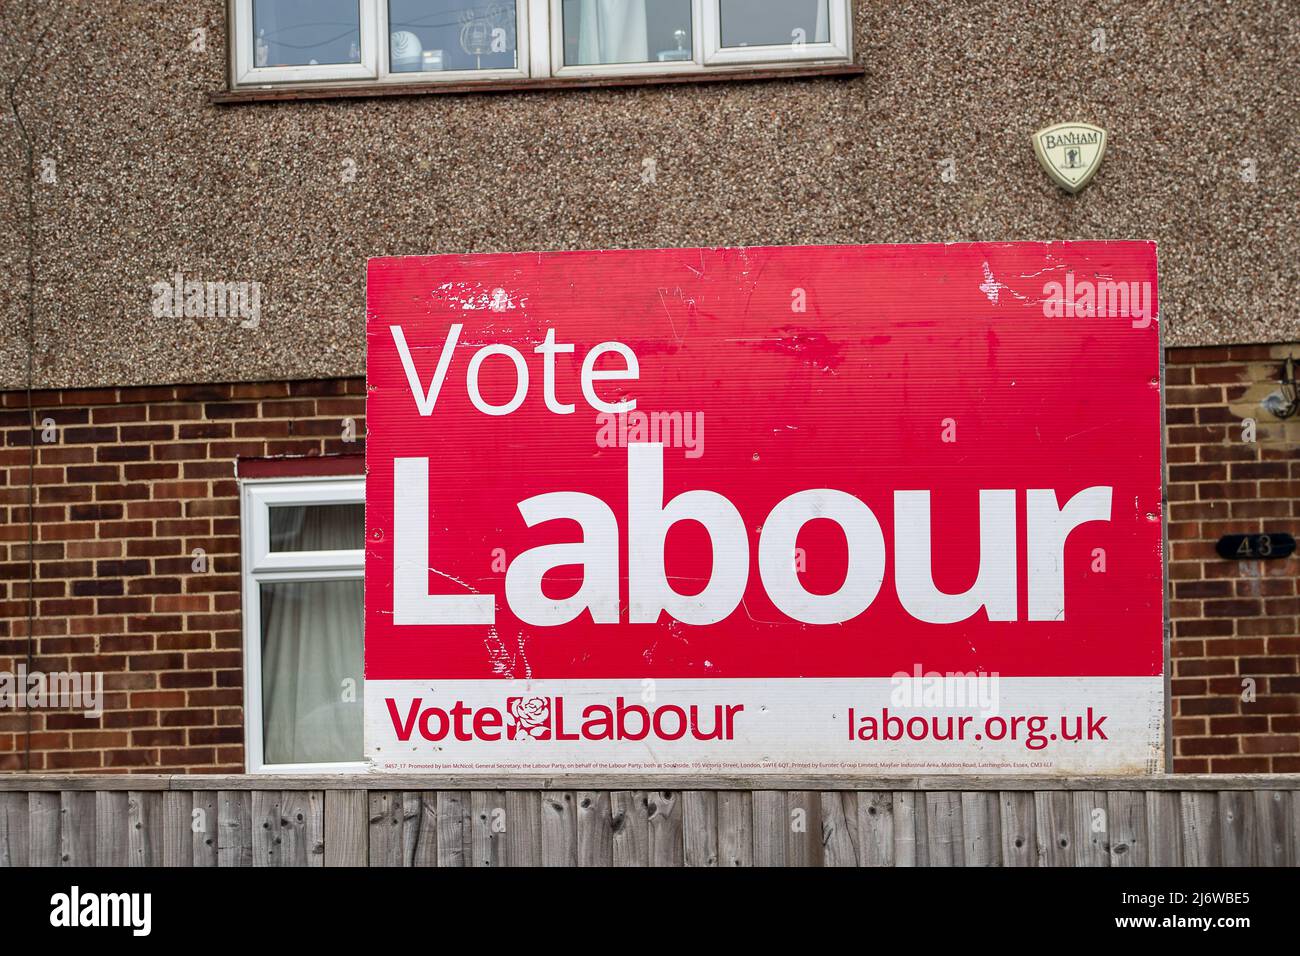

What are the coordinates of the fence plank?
(94, 791, 129, 867)
(368, 791, 403, 867)
(858, 791, 894, 867)
(217, 790, 252, 867)
(752, 791, 787, 867)
(280, 791, 324, 867)
(1218, 791, 1255, 866)
(894, 792, 927, 866)
(682, 791, 718, 866)
(395, 792, 419, 866)
(821, 792, 858, 867)
(648, 791, 684, 867)
(926, 792, 963, 867)
(960, 792, 999, 867)
(1107, 791, 1147, 867)
(1070, 791, 1110, 867)
(611, 791, 651, 866)
(1145, 791, 1182, 866)
(786, 790, 823, 867)
(502, 791, 541, 867)
(391, 790, 425, 866)
(998, 791, 1035, 867)
(892, 792, 917, 867)
(324, 790, 368, 867)
(29, 792, 60, 867)
(471, 790, 503, 867)
(541, 791, 577, 867)
(162, 792, 190, 867)
(251, 790, 282, 867)
(1252, 790, 1292, 867)
(1293, 791, 1300, 868)
(407, 792, 438, 867)
(717, 791, 752, 867)
(0, 792, 30, 866)
(576, 791, 614, 866)
(190, 791, 218, 867)
(1179, 792, 1220, 867)
(128, 792, 163, 867)
(60, 791, 95, 866)
(435, 791, 471, 867)
(1034, 791, 1074, 867)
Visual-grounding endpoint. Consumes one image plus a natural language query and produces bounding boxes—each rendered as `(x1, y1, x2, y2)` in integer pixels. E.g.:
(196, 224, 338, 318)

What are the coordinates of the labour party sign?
(364, 243, 1164, 775)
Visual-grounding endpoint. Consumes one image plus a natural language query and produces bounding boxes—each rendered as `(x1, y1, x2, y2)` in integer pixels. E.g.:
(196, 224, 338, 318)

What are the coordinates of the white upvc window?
(230, 0, 853, 89)
(233, 0, 382, 85)
(240, 476, 366, 773)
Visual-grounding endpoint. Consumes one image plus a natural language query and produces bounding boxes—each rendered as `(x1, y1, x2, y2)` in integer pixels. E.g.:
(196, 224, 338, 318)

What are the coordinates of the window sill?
(211, 63, 864, 105)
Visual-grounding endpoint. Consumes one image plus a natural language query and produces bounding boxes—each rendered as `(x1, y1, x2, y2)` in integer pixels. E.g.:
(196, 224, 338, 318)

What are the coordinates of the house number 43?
(1215, 532, 1296, 561)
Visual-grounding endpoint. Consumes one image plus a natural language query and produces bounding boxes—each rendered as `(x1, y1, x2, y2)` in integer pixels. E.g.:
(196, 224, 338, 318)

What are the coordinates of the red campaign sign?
(364, 243, 1164, 774)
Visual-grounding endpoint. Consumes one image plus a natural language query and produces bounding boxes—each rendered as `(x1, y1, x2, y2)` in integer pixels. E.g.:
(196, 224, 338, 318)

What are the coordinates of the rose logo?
(507, 697, 551, 740)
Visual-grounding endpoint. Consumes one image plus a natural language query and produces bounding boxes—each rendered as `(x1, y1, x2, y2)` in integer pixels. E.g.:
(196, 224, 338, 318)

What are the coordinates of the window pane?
(389, 1, 518, 72)
(269, 503, 365, 552)
(719, 0, 829, 48)
(562, 0, 693, 66)
(261, 580, 363, 765)
(252, 0, 363, 67)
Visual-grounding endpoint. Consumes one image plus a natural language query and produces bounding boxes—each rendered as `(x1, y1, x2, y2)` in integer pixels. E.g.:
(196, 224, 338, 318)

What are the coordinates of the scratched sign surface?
(364, 243, 1164, 774)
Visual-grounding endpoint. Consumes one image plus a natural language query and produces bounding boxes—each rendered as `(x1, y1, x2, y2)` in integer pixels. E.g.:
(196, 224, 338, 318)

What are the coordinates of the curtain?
(260, 506, 364, 765)
(575, 0, 649, 65)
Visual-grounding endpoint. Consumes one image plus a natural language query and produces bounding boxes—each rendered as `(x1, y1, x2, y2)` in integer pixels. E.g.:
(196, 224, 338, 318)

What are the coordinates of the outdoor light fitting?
(1261, 355, 1299, 419)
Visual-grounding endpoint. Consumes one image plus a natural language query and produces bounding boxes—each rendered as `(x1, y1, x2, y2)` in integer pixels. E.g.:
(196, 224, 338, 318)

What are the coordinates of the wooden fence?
(1, 775, 1297, 867)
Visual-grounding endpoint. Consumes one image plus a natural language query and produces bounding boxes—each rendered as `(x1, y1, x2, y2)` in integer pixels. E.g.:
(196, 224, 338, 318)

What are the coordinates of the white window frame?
(230, 0, 852, 88)
(233, 0, 380, 86)
(240, 475, 366, 774)
(702, 0, 851, 66)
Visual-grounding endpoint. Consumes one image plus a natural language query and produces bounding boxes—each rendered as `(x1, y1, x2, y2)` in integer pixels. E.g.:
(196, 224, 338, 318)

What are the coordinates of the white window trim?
(230, 0, 853, 88)
(701, 0, 852, 66)
(233, 0, 380, 86)
(240, 475, 367, 774)
(527, 0, 552, 77)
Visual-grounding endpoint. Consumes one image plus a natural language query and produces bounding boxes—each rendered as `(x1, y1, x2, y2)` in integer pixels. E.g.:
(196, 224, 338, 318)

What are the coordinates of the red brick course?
(0, 344, 1296, 773)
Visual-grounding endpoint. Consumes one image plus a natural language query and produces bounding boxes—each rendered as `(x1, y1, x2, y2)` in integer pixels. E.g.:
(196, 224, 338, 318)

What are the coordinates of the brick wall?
(0, 379, 365, 773)
(0, 349, 1296, 774)
(1166, 344, 1299, 772)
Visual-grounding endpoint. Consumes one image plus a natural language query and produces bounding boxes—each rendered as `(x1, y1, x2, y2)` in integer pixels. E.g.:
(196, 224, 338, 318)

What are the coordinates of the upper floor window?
(230, 0, 853, 89)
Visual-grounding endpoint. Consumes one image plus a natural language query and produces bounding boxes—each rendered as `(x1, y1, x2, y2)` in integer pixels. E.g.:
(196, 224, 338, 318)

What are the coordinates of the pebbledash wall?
(1, 1, 1297, 775)
(0, 346, 1297, 773)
